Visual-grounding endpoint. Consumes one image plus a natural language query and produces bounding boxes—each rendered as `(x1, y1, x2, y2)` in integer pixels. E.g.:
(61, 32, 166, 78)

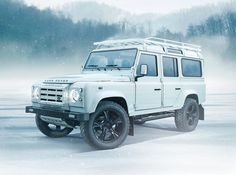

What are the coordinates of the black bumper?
(25, 106, 89, 121)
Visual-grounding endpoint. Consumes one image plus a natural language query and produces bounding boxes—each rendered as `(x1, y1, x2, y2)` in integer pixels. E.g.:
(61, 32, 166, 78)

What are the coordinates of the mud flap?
(129, 116, 134, 136)
(199, 105, 204, 120)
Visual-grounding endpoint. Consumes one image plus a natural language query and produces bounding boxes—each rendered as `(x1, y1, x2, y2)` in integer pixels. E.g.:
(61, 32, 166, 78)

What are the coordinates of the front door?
(135, 53, 162, 110)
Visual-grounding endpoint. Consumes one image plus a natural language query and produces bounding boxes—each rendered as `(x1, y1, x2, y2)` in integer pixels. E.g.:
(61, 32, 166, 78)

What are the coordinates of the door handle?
(175, 88, 181, 90)
(154, 88, 161, 91)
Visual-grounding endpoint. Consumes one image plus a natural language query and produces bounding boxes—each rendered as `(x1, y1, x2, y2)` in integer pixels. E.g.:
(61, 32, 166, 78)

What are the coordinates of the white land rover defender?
(26, 37, 205, 149)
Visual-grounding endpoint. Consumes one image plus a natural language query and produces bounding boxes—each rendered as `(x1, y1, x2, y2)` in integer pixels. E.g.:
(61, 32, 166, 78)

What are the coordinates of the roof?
(94, 37, 202, 59)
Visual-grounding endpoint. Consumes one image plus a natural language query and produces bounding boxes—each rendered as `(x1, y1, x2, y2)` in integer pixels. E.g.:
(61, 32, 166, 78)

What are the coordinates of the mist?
(190, 36, 236, 93)
(1, 0, 236, 95)
(1, 36, 236, 94)
(1, 38, 236, 95)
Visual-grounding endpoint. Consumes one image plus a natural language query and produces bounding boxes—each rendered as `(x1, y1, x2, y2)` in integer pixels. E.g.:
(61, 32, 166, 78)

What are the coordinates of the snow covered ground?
(0, 91, 236, 175)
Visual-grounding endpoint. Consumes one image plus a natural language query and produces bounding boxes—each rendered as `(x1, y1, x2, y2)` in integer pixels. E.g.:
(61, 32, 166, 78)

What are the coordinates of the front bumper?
(25, 106, 89, 121)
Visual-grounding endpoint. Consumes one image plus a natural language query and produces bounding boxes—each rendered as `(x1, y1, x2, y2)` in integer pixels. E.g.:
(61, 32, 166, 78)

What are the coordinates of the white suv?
(26, 37, 206, 149)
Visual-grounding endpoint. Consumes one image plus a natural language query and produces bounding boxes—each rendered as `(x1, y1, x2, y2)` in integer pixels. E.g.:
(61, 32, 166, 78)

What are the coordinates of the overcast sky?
(23, 0, 232, 14)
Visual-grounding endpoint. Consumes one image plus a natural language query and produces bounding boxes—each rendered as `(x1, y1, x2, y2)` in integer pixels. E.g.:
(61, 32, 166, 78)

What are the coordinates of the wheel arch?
(99, 97, 128, 113)
(186, 94, 199, 104)
(180, 90, 200, 106)
(88, 90, 132, 115)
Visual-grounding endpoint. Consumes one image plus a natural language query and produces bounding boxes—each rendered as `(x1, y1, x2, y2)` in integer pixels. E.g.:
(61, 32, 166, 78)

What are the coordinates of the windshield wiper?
(87, 65, 101, 71)
(87, 64, 98, 67)
(106, 64, 120, 70)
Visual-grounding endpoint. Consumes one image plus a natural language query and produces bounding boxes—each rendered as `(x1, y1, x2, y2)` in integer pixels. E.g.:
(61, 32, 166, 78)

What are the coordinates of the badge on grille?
(57, 96, 62, 101)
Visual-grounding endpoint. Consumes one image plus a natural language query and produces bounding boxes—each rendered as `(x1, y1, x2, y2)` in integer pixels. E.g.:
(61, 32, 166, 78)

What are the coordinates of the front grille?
(40, 88, 64, 104)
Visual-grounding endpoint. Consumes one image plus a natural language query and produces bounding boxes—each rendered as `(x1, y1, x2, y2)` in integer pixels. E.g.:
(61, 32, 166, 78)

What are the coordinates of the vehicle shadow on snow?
(0, 116, 93, 153)
(24, 122, 183, 153)
(29, 131, 95, 153)
(124, 121, 183, 146)
(0, 116, 184, 153)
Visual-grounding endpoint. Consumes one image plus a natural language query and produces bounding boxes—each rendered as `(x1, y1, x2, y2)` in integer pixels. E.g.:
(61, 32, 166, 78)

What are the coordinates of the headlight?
(69, 89, 82, 103)
(32, 87, 40, 100)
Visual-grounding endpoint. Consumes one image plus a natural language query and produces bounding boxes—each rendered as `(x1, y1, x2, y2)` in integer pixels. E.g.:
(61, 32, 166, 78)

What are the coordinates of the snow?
(0, 90, 236, 175)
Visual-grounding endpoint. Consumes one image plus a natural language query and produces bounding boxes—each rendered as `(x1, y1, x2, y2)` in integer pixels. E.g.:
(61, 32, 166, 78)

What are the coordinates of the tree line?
(1, 0, 236, 62)
(0, 0, 119, 60)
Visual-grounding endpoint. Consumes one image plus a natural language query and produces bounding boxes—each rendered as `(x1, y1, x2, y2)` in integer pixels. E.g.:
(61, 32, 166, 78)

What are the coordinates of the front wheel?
(82, 101, 129, 150)
(175, 98, 200, 132)
(35, 114, 73, 138)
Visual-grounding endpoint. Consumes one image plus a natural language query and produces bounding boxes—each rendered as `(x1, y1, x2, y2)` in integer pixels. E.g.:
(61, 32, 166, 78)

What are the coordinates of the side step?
(135, 112, 175, 123)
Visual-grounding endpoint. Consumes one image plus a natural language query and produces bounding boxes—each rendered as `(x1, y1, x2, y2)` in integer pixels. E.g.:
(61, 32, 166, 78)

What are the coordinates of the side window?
(182, 59, 202, 77)
(163, 57, 178, 77)
(137, 54, 157, 76)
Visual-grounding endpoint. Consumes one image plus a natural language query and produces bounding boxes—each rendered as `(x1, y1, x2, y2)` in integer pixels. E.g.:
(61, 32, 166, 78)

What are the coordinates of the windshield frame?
(84, 48, 138, 70)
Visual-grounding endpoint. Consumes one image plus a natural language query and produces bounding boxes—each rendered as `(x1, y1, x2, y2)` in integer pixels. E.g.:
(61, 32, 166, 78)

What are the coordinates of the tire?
(175, 98, 200, 132)
(35, 114, 73, 138)
(82, 101, 129, 150)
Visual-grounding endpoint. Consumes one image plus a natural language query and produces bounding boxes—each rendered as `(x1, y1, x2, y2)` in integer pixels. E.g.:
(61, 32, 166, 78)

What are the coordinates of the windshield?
(85, 49, 137, 69)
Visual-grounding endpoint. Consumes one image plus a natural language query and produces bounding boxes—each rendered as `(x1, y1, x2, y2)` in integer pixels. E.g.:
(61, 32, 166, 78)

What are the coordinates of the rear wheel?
(82, 101, 129, 149)
(35, 114, 73, 138)
(175, 98, 199, 132)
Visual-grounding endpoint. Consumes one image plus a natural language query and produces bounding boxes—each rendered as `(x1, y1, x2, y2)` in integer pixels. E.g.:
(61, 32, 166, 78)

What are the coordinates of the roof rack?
(147, 37, 201, 50)
(94, 37, 201, 52)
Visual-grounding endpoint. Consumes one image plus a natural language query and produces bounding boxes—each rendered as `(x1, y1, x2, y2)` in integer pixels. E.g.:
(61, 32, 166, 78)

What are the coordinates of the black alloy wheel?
(175, 98, 200, 132)
(82, 101, 129, 149)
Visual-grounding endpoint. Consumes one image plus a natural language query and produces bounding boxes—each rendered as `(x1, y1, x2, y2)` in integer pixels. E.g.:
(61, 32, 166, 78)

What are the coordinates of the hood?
(43, 73, 131, 84)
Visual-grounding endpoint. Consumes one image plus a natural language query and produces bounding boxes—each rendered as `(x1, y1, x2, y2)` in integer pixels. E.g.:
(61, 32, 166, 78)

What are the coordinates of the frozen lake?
(0, 91, 236, 175)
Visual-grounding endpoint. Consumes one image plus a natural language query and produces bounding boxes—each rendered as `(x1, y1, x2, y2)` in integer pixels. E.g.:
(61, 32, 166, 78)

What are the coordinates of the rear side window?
(163, 57, 178, 77)
(182, 59, 202, 77)
(137, 54, 157, 76)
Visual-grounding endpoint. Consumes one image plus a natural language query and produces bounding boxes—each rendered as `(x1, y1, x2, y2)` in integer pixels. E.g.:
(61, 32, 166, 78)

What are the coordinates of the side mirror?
(140, 64, 148, 76)
(135, 64, 148, 81)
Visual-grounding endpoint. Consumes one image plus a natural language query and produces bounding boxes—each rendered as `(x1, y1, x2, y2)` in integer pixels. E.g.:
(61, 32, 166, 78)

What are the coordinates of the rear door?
(135, 53, 162, 110)
(161, 56, 181, 107)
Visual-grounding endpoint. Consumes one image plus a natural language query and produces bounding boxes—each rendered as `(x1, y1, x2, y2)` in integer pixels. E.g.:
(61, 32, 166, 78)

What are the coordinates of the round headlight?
(33, 87, 40, 99)
(69, 89, 80, 103)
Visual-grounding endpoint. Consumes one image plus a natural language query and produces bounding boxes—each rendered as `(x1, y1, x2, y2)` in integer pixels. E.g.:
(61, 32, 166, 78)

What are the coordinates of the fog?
(0, 37, 236, 93)
(0, 0, 235, 95)
(192, 36, 236, 93)
(1, 36, 236, 95)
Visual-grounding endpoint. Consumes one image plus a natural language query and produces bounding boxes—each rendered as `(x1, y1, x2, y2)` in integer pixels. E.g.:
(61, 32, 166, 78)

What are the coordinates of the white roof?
(94, 37, 202, 59)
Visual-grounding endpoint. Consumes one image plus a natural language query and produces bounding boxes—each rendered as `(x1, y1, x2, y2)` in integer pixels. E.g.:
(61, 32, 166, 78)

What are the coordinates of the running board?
(135, 113, 175, 123)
